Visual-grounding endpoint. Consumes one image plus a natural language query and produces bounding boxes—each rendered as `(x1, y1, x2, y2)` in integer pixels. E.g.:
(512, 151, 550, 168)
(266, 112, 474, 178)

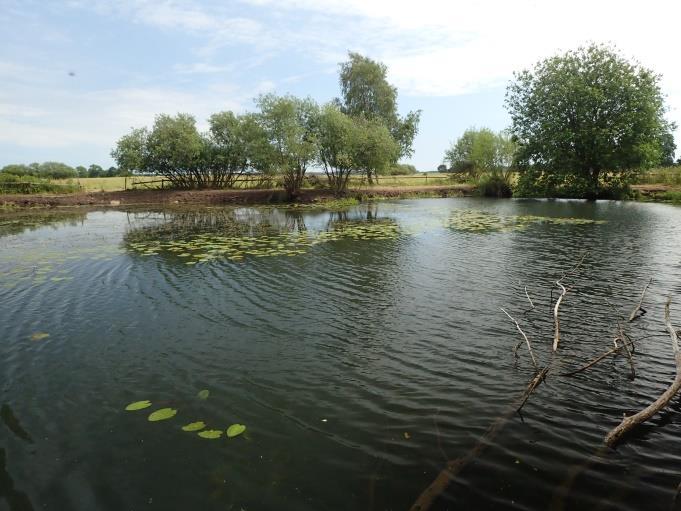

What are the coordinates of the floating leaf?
(30, 332, 49, 341)
(182, 421, 206, 432)
(125, 400, 152, 411)
(198, 429, 222, 439)
(226, 424, 246, 438)
(148, 408, 177, 422)
(197, 389, 210, 400)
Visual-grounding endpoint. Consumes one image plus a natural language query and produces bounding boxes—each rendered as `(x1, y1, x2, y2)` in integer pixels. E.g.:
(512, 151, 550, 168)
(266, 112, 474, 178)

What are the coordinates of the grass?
(637, 166, 681, 185)
(53, 176, 160, 192)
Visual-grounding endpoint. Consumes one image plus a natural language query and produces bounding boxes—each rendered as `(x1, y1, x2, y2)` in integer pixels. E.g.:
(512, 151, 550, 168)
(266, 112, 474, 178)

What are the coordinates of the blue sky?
(1, 0, 679, 170)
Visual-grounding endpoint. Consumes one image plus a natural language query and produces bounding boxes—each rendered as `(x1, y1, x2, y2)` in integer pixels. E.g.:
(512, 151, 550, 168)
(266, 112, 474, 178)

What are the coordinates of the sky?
(1, 0, 680, 171)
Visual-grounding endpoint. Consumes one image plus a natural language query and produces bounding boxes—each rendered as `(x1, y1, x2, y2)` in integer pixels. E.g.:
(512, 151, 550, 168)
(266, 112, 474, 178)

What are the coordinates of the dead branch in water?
(525, 286, 535, 309)
(552, 253, 587, 352)
(628, 278, 652, 322)
(501, 307, 539, 371)
(604, 296, 681, 447)
(606, 298, 636, 380)
(409, 367, 549, 511)
(559, 338, 636, 377)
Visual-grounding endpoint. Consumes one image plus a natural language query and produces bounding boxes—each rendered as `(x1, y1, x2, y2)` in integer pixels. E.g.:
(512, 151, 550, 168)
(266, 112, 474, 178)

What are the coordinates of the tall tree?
(506, 43, 675, 197)
(337, 52, 421, 179)
(256, 94, 319, 199)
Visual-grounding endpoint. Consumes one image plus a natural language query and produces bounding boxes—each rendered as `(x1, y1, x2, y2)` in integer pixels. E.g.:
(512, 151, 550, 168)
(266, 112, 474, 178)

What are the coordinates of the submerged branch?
(604, 296, 681, 447)
(628, 278, 652, 322)
(409, 368, 549, 511)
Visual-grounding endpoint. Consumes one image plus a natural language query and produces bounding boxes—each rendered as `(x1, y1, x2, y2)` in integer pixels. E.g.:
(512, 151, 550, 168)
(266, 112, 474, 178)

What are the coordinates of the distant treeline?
(1, 162, 127, 179)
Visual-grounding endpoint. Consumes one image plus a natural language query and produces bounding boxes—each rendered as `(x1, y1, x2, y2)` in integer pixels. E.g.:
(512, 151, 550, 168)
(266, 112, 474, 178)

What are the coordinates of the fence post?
(124, 177, 127, 190)
(161, 179, 164, 190)
(425, 173, 428, 184)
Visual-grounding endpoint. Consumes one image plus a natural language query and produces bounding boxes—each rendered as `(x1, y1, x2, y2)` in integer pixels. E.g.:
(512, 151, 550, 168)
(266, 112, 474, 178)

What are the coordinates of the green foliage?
(316, 105, 356, 195)
(226, 424, 246, 438)
(476, 174, 513, 198)
(1, 162, 77, 179)
(0, 173, 81, 194)
(125, 400, 152, 411)
(506, 43, 675, 198)
(256, 94, 319, 199)
(148, 407, 177, 422)
(337, 52, 421, 163)
(387, 163, 418, 175)
(444, 128, 516, 179)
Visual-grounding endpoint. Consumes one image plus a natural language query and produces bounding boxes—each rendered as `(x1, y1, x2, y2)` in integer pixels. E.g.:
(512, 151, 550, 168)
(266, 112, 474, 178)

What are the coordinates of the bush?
(513, 168, 633, 199)
(0, 174, 81, 194)
(477, 174, 512, 198)
(387, 163, 417, 175)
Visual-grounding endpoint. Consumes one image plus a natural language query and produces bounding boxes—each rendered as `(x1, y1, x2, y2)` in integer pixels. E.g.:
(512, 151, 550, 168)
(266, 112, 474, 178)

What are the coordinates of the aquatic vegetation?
(198, 430, 223, 439)
(445, 210, 607, 233)
(125, 400, 152, 411)
(148, 408, 177, 422)
(226, 424, 246, 438)
(197, 389, 210, 400)
(0, 404, 33, 444)
(181, 421, 206, 432)
(125, 219, 402, 264)
(29, 332, 49, 341)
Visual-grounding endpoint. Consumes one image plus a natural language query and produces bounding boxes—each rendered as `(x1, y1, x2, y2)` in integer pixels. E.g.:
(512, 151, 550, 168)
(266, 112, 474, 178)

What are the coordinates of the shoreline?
(0, 183, 678, 211)
(0, 184, 474, 210)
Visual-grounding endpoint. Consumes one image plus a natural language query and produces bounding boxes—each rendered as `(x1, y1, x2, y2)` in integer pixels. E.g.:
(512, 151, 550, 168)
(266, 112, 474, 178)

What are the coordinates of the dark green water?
(1, 198, 681, 511)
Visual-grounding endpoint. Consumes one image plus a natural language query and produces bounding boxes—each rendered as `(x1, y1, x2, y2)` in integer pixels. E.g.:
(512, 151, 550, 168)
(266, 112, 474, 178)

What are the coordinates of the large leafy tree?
(444, 127, 516, 178)
(316, 105, 398, 195)
(506, 43, 675, 197)
(337, 52, 421, 180)
(256, 94, 319, 199)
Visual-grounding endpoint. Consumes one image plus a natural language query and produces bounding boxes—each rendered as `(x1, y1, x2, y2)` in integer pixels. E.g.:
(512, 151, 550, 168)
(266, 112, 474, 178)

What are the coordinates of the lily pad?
(198, 429, 222, 439)
(148, 408, 177, 422)
(226, 424, 246, 438)
(30, 332, 49, 341)
(182, 421, 206, 432)
(125, 400, 152, 411)
(197, 389, 210, 400)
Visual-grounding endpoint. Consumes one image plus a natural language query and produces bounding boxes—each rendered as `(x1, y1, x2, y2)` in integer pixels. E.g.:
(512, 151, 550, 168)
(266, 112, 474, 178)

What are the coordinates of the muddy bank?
(0, 185, 474, 209)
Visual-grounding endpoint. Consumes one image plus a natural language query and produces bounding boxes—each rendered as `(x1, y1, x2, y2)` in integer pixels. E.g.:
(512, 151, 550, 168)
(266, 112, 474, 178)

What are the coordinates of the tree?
(337, 52, 421, 178)
(506, 43, 675, 198)
(1, 164, 32, 176)
(256, 94, 319, 199)
(206, 111, 272, 188)
(87, 164, 104, 177)
(660, 132, 677, 167)
(75, 166, 88, 178)
(36, 162, 77, 179)
(444, 128, 516, 179)
(316, 105, 356, 195)
(316, 105, 398, 195)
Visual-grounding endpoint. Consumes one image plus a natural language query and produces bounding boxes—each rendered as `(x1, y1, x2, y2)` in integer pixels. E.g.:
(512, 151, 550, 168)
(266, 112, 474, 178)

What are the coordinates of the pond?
(1, 198, 681, 511)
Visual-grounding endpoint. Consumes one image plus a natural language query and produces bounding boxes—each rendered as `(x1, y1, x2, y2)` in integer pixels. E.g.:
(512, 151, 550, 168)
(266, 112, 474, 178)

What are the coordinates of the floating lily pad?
(125, 400, 152, 411)
(148, 408, 177, 422)
(198, 429, 222, 439)
(197, 389, 210, 400)
(182, 421, 206, 432)
(30, 332, 49, 341)
(226, 424, 246, 438)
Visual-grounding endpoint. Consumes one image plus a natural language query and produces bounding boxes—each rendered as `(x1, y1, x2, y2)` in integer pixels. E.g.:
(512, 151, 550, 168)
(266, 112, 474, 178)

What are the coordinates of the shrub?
(0, 174, 81, 194)
(477, 174, 512, 198)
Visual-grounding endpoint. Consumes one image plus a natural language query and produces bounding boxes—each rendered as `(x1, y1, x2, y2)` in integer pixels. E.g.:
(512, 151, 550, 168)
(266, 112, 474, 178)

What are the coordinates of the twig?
(559, 338, 636, 377)
(628, 278, 652, 322)
(501, 307, 538, 370)
(606, 298, 636, 380)
(552, 253, 587, 352)
(524, 286, 535, 309)
(604, 296, 681, 447)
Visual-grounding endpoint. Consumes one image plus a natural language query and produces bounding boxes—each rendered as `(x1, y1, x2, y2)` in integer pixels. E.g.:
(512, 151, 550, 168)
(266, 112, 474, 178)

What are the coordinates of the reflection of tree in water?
(0, 210, 86, 238)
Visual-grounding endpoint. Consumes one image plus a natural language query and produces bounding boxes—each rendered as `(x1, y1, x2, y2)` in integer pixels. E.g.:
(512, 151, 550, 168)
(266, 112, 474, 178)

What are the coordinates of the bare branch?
(524, 286, 535, 309)
(605, 296, 681, 447)
(501, 307, 538, 370)
(628, 278, 652, 322)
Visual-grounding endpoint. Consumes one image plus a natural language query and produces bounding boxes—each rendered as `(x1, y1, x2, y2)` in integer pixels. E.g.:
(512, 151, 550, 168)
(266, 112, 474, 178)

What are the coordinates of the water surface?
(1, 198, 681, 511)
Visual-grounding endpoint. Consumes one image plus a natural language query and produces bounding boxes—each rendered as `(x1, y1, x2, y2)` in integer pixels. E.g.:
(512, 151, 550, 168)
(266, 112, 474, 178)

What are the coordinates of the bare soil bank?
(0, 185, 474, 209)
